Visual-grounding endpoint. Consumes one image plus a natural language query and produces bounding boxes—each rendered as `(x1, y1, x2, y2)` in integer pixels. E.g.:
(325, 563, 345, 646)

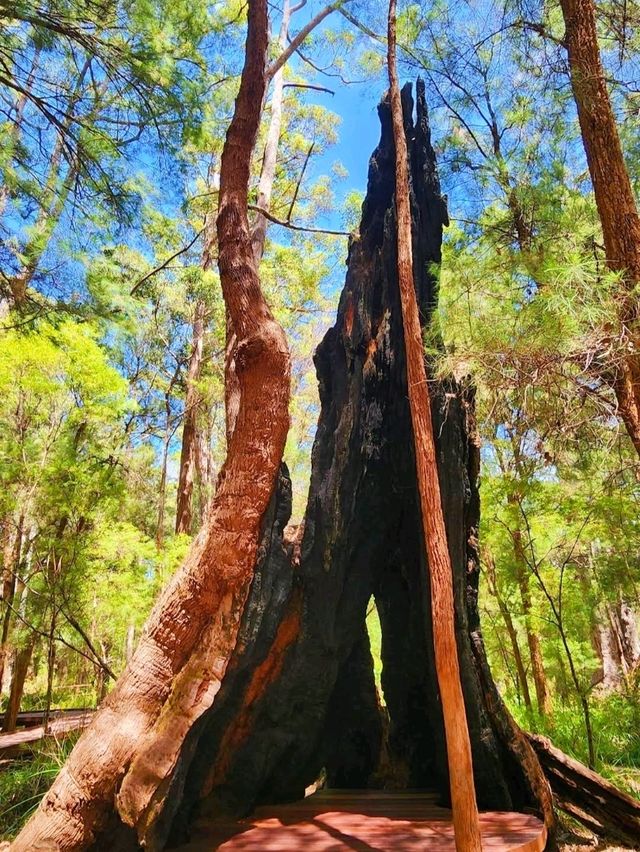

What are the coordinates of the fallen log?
(527, 733, 640, 848)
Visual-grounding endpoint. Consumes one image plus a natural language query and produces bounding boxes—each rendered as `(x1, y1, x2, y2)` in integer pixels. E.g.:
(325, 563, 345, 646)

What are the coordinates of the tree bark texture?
(10, 1, 291, 848)
(2, 638, 35, 733)
(149, 81, 554, 850)
(386, 4, 481, 847)
(250, 0, 291, 266)
(560, 0, 640, 457)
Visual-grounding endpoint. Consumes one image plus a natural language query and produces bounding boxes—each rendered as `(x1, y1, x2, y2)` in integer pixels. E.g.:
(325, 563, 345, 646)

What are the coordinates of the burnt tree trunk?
(145, 81, 554, 850)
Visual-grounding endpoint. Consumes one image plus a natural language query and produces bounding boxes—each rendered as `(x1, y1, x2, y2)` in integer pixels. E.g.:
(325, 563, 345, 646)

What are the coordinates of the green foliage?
(0, 736, 79, 839)
(2, 0, 640, 829)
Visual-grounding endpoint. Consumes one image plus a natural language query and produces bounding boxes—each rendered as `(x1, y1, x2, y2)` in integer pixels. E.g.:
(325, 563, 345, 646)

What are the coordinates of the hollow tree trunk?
(141, 80, 554, 851)
(10, 2, 290, 848)
(560, 0, 640, 456)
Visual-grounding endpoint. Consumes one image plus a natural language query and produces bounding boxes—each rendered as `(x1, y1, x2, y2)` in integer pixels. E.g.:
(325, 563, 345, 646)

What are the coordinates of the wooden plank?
(11, 708, 92, 729)
(179, 790, 547, 851)
(0, 711, 92, 754)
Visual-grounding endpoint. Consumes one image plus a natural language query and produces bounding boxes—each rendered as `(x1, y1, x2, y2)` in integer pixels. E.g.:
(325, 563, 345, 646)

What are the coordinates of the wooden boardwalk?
(178, 789, 548, 851)
(0, 709, 93, 755)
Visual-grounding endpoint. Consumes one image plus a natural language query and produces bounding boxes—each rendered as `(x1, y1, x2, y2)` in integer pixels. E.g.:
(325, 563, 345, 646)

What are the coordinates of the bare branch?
(267, 0, 349, 80)
(130, 228, 205, 296)
(248, 204, 351, 236)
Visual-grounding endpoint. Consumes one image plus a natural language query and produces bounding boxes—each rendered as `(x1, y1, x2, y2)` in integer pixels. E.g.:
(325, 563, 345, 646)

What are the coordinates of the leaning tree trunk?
(133, 81, 555, 851)
(560, 0, 640, 456)
(528, 733, 640, 847)
(9, 1, 291, 849)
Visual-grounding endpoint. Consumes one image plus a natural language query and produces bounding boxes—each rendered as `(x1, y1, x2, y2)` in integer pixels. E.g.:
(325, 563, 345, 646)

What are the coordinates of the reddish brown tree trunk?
(387, 4, 481, 849)
(515, 559, 551, 717)
(560, 0, 640, 456)
(10, 2, 290, 848)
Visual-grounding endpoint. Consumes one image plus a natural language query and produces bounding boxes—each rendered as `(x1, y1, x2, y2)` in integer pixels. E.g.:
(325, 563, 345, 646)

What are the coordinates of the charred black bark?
(155, 80, 553, 849)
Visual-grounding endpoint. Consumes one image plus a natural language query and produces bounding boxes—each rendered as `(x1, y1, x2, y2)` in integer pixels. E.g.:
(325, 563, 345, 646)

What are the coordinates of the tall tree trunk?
(156, 424, 171, 550)
(516, 557, 551, 717)
(175, 299, 206, 535)
(0, 512, 24, 696)
(560, 0, 640, 455)
(484, 552, 533, 712)
(223, 0, 294, 456)
(156, 365, 181, 549)
(175, 162, 219, 537)
(10, 2, 290, 848)
(250, 0, 292, 265)
(387, 6, 481, 849)
(507, 486, 552, 718)
(2, 637, 35, 733)
(125, 623, 136, 664)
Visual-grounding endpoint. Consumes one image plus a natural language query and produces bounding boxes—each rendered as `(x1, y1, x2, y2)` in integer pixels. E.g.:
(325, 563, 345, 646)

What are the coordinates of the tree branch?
(283, 82, 335, 95)
(267, 0, 349, 80)
(130, 228, 204, 296)
(248, 204, 351, 236)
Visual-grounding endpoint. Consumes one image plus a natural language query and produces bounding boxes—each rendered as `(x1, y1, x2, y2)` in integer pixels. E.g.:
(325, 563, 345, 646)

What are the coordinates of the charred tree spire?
(150, 80, 554, 849)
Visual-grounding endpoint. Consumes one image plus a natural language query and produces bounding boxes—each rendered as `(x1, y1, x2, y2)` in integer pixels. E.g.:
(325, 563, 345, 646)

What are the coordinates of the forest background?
(1, 0, 640, 840)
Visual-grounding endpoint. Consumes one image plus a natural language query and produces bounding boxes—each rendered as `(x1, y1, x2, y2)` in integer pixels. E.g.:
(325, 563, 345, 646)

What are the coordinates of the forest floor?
(558, 819, 635, 851)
